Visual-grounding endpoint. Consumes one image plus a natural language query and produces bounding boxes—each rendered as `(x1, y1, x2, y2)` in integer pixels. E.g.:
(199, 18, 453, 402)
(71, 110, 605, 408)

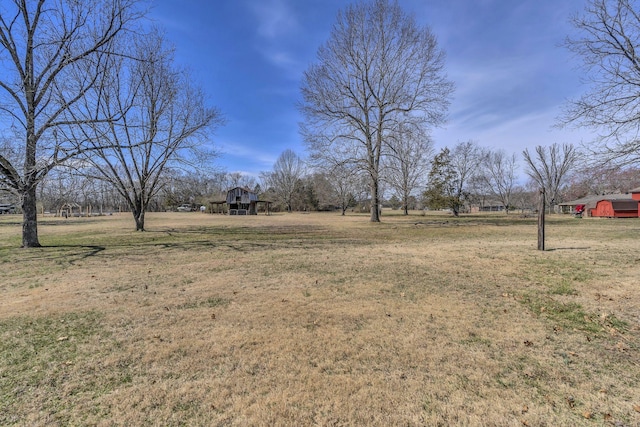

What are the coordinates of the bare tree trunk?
(131, 197, 145, 231)
(22, 185, 41, 248)
(370, 179, 380, 222)
(22, 97, 40, 247)
(134, 210, 145, 231)
(403, 191, 409, 215)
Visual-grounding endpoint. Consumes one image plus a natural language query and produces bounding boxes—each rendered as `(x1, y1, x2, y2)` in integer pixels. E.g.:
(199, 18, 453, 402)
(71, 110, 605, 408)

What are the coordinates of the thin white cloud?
(245, 0, 306, 76)
(260, 49, 303, 77)
(265, 50, 295, 67)
(433, 105, 593, 156)
(443, 40, 582, 132)
(149, 12, 193, 35)
(218, 139, 278, 167)
(247, 0, 299, 40)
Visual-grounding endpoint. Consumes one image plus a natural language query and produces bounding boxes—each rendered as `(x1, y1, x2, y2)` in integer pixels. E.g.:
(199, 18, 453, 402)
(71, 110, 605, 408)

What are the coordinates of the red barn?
(590, 199, 639, 218)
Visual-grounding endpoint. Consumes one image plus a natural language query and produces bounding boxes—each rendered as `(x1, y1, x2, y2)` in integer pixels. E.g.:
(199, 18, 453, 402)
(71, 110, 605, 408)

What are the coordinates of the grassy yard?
(0, 211, 638, 426)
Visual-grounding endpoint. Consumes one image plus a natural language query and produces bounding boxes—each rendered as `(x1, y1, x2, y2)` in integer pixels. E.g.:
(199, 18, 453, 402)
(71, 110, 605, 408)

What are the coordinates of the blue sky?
(150, 0, 591, 178)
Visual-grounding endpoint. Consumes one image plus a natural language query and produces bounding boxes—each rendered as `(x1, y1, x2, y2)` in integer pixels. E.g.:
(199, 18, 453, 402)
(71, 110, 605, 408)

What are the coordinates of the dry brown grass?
(0, 211, 639, 426)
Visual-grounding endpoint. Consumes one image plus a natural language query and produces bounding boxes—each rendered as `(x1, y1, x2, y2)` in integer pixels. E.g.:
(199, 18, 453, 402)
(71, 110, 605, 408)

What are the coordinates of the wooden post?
(538, 188, 545, 251)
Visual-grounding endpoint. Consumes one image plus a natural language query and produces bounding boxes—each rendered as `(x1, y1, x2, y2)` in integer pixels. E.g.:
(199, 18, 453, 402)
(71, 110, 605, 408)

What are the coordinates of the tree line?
(261, 142, 607, 216)
(17, 140, 640, 219)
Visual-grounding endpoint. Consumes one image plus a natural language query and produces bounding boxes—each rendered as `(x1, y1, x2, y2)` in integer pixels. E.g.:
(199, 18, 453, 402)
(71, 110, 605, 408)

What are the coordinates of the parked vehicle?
(0, 204, 16, 214)
(177, 204, 193, 212)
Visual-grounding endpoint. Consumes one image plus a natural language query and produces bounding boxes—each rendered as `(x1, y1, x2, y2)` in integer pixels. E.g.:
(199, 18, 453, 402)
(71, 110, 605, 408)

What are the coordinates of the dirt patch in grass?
(0, 212, 638, 425)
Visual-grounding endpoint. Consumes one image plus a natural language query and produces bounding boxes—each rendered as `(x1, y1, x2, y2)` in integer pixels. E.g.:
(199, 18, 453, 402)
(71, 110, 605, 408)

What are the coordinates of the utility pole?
(538, 188, 545, 251)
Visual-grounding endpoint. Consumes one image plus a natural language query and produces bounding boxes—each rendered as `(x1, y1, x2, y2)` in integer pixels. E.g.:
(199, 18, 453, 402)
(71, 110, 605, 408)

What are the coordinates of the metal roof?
(560, 194, 632, 206)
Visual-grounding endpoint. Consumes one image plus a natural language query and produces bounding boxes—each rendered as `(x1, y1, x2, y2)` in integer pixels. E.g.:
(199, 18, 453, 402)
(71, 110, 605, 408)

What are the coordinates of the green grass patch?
(175, 296, 230, 310)
(519, 293, 602, 334)
(549, 280, 578, 296)
(0, 311, 128, 425)
(523, 257, 593, 290)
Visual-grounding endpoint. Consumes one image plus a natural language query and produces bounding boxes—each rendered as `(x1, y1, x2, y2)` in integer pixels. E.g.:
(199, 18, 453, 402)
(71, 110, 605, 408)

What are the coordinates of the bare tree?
(449, 140, 482, 214)
(300, 0, 453, 223)
(479, 149, 519, 214)
(261, 149, 305, 212)
(466, 173, 492, 212)
(564, 164, 640, 200)
(309, 172, 338, 211)
(159, 171, 228, 211)
(383, 125, 433, 215)
(512, 185, 537, 214)
(226, 172, 256, 190)
(38, 166, 81, 215)
(563, 0, 640, 165)
(75, 32, 222, 231)
(0, 0, 144, 247)
(523, 143, 581, 212)
(328, 163, 363, 215)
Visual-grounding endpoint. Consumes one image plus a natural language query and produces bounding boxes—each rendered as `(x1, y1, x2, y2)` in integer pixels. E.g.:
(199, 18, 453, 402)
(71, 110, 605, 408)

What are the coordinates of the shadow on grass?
(152, 238, 363, 253)
(50, 244, 106, 260)
(547, 247, 591, 251)
(0, 245, 106, 265)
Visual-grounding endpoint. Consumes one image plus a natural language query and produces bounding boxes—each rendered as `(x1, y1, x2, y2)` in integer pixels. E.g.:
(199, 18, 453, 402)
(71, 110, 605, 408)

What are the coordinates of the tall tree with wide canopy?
(300, 0, 453, 222)
(73, 33, 222, 231)
(563, 0, 640, 165)
(0, 0, 143, 247)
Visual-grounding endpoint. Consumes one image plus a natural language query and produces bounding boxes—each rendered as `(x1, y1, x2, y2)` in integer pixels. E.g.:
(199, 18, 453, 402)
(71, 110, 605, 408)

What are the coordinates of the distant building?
(591, 199, 639, 218)
(210, 187, 271, 215)
(560, 187, 640, 218)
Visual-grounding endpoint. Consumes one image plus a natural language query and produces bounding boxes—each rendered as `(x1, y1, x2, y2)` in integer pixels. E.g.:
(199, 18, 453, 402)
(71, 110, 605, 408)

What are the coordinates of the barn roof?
(560, 194, 632, 206)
